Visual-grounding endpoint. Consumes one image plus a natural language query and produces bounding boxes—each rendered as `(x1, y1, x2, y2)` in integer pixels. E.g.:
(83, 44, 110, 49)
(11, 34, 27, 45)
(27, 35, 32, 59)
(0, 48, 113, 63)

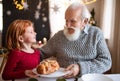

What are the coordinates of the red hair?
(6, 19, 34, 50)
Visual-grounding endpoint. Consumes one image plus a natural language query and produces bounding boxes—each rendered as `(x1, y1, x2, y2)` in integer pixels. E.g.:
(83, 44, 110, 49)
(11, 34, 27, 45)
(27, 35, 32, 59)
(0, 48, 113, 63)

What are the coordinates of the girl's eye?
(29, 31, 33, 33)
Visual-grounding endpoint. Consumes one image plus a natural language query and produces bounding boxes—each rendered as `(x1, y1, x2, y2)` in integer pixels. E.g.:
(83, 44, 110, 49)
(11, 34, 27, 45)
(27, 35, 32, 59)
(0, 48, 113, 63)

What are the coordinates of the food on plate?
(36, 57, 60, 74)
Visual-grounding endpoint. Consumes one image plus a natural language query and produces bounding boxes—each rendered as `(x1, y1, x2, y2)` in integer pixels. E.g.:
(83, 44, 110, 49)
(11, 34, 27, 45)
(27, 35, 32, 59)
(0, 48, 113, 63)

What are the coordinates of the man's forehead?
(65, 9, 82, 19)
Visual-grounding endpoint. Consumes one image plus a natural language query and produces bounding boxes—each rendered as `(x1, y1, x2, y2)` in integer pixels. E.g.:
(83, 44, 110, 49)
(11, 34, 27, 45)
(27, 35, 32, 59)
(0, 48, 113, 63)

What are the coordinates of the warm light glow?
(13, 0, 24, 10)
(83, 0, 96, 4)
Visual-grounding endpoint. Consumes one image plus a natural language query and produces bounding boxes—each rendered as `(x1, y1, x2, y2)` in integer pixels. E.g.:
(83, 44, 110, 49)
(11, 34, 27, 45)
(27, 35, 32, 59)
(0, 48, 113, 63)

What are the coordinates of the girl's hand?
(25, 70, 38, 78)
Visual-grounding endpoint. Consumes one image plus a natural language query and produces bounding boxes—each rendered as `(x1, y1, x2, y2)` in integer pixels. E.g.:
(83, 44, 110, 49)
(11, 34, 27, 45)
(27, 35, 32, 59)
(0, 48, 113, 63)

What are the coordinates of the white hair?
(63, 26, 81, 41)
(67, 2, 91, 21)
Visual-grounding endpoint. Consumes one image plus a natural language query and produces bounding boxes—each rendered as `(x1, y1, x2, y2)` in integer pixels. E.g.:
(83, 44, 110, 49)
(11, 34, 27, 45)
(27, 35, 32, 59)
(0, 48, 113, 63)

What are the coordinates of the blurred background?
(0, 0, 120, 74)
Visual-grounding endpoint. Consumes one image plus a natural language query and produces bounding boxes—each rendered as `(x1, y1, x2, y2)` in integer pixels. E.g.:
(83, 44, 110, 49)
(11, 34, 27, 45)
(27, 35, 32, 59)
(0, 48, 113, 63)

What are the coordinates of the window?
(101, 0, 115, 39)
(0, 0, 2, 46)
(0, 0, 3, 31)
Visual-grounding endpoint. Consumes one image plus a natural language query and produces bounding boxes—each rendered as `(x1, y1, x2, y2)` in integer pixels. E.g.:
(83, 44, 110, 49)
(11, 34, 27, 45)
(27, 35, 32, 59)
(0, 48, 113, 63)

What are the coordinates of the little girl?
(2, 20, 40, 80)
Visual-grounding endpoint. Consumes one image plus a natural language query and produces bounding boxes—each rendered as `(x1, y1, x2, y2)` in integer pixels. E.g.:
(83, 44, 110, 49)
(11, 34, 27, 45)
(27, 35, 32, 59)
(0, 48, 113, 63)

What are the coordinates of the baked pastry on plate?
(37, 57, 60, 74)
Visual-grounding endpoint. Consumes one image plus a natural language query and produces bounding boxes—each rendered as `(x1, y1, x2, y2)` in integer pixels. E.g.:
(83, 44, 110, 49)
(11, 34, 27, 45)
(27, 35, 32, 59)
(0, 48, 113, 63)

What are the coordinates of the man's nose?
(66, 22, 71, 27)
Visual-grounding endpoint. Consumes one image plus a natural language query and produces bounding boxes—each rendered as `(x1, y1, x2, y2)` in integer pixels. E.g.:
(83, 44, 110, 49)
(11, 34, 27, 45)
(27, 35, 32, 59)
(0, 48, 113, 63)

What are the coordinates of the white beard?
(63, 26, 81, 41)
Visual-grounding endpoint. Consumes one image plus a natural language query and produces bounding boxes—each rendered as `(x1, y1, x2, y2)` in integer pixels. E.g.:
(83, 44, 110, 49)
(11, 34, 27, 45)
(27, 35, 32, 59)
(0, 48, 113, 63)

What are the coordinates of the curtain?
(108, 0, 120, 73)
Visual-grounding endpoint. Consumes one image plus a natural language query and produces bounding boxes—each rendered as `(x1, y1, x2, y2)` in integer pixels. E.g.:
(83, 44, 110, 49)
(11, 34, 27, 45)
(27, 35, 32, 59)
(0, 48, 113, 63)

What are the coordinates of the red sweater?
(2, 49, 40, 80)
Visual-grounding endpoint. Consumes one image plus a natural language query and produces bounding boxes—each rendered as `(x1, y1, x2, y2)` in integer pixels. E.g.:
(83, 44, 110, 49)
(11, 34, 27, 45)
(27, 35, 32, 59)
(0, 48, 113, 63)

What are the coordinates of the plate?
(32, 68, 70, 78)
(78, 74, 113, 81)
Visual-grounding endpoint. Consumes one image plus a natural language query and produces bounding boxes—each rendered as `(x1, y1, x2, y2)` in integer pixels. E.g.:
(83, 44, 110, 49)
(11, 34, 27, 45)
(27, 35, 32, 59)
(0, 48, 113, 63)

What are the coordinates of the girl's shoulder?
(9, 49, 40, 56)
(9, 49, 23, 56)
(10, 49, 21, 53)
(33, 49, 41, 54)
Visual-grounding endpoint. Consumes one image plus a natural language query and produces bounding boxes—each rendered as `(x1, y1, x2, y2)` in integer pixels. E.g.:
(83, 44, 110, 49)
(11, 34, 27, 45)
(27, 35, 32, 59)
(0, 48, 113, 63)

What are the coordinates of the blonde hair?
(6, 19, 34, 50)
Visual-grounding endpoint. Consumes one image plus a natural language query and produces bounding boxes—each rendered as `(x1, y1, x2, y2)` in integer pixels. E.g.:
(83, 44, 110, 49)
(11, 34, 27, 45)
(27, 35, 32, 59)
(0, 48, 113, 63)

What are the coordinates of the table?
(15, 77, 75, 81)
(14, 74, 120, 81)
(105, 74, 120, 81)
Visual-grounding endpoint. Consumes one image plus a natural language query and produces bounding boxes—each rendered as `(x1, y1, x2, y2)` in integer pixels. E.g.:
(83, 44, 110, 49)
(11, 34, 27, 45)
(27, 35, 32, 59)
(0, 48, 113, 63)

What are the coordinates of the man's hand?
(64, 64, 80, 78)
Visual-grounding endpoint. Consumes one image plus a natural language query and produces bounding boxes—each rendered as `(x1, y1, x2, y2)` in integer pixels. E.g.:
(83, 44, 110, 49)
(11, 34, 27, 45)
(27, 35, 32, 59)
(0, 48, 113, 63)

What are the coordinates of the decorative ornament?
(83, 0, 96, 5)
(23, 1, 29, 10)
(6, 10, 11, 16)
(51, 4, 60, 14)
(13, 0, 29, 10)
(34, 0, 42, 20)
(37, 0, 42, 10)
(13, 0, 24, 10)
(89, 8, 97, 26)
(42, 17, 47, 22)
(34, 11, 40, 20)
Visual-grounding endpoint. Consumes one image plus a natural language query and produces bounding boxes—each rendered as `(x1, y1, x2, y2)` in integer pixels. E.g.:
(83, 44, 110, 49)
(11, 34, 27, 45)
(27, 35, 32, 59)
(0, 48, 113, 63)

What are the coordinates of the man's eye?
(71, 20, 76, 23)
(65, 20, 76, 23)
(66, 20, 68, 23)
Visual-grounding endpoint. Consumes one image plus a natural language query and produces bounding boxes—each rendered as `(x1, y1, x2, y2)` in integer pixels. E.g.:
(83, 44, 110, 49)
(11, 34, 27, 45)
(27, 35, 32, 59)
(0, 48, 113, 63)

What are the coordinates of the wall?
(86, 0, 102, 27)
(49, 0, 81, 37)
(2, 0, 50, 47)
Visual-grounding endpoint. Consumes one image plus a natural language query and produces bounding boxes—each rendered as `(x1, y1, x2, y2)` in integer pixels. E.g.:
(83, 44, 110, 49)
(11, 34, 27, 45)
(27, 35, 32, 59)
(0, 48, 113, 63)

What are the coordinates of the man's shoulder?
(53, 30, 64, 36)
(56, 30, 63, 34)
(49, 30, 64, 41)
(88, 26, 102, 33)
(89, 25, 101, 30)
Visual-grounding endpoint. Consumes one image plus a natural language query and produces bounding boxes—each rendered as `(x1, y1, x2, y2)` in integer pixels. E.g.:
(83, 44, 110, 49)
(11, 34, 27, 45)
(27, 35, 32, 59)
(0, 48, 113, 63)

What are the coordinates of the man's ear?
(18, 36, 24, 42)
(83, 18, 88, 24)
(82, 18, 88, 27)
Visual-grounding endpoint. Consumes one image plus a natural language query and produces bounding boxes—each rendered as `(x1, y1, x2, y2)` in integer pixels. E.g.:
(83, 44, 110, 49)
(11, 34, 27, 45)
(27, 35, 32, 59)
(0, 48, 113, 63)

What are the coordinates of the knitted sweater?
(40, 25, 112, 75)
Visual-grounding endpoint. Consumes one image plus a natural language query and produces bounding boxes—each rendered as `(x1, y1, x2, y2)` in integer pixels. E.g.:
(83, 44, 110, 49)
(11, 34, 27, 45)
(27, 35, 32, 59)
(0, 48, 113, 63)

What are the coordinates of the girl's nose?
(35, 32, 37, 35)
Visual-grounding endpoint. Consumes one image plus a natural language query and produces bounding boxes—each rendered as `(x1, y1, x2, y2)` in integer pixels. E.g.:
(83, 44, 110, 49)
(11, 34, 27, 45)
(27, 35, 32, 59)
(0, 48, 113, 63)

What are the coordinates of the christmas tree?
(89, 8, 97, 26)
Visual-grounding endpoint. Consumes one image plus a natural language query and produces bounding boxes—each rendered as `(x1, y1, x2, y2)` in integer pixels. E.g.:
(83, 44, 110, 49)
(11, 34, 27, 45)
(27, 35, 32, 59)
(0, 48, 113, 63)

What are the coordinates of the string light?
(13, 0, 24, 10)
(83, 0, 96, 4)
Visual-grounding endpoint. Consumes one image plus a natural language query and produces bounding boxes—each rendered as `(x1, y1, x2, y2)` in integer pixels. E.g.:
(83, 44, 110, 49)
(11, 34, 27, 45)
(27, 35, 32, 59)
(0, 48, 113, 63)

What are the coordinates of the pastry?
(37, 58, 60, 74)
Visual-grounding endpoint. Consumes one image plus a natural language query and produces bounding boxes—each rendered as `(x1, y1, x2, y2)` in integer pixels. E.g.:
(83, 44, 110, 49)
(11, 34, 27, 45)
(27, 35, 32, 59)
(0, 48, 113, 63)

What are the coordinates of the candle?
(43, 37, 47, 45)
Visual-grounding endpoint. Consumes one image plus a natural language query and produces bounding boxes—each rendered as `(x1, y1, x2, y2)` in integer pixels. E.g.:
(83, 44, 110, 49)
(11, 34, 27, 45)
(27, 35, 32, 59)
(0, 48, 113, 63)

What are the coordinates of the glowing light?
(13, 0, 24, 10)
(83, 0, 96, 4)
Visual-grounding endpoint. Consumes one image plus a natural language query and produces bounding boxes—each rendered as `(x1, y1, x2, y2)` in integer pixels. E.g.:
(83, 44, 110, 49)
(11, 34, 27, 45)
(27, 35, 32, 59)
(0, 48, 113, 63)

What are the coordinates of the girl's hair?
(6, 19, 34, 50)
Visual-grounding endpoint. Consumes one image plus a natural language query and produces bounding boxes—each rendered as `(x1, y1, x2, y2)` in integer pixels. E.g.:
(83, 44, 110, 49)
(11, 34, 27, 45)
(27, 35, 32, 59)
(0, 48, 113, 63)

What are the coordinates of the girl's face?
(21, 26, 36, 44)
